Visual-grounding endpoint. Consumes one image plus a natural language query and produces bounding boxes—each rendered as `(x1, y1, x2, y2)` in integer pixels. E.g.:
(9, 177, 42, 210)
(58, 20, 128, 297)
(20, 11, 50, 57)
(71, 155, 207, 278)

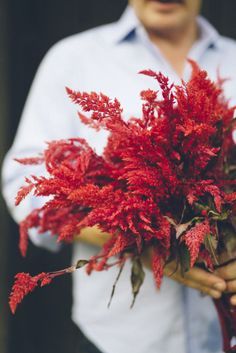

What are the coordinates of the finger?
(185, 267, 226, 291)
(226, 279, 236, 293)
(215, 261, 236, 281)
(168, 271, 223, 298)
(200, 287, 222, 299)
(230, 295, 236, 306)
(178, 276, 222, 299)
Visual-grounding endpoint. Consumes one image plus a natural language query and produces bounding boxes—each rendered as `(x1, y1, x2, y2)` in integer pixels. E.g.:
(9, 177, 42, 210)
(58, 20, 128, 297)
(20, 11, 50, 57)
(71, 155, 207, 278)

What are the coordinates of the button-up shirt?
(3, 6, 236, 353)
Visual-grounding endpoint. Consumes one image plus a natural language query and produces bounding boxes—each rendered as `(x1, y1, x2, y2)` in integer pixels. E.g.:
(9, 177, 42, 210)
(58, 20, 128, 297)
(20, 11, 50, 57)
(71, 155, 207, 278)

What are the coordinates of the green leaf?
(208, 209, 230, 221)
(164, 215, 199, 239)
(179, 245, 190, 274)
(75, 260, 89, 269)
(204, 234, 219, 265)
(130, 257, 145, 308)
(220, 223, 236, 255)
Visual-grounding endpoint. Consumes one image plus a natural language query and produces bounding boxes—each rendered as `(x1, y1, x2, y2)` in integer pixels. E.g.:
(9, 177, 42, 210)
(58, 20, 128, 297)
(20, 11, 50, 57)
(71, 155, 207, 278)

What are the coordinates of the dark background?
(1, 1, 236, 353)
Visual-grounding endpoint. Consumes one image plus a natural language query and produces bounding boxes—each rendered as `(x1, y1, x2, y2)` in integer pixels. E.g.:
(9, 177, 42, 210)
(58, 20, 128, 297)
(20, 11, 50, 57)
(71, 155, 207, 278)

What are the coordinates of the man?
(2, 1, 236, 352)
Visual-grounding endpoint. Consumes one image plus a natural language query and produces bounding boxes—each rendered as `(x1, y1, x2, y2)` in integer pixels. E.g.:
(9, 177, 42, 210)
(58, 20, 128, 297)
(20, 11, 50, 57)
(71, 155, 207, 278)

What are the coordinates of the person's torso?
(51, 14, 236, 353)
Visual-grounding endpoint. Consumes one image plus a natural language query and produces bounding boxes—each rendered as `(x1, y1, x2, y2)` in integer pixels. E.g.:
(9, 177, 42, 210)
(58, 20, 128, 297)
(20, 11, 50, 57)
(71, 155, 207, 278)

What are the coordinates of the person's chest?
(67, 37, 236, 153)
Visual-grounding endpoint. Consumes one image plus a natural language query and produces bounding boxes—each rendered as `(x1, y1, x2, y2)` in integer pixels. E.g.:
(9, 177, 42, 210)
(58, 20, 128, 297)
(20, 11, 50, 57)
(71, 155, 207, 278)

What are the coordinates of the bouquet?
(9, 60, 236, 352)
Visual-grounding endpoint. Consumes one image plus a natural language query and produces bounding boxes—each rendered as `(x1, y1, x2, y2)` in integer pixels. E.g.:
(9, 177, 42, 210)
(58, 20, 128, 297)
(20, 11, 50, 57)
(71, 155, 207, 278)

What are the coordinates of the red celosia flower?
(9, 263, 84, 313)
(9, 272, 52, 314)
(151, 245, 169, 288)
(10, 61, 236, 313)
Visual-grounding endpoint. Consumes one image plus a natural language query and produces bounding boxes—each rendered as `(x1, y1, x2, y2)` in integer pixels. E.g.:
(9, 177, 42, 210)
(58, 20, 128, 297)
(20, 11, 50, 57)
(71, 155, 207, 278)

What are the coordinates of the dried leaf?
(176, 221, 194, 239)
(130, 257, 145, 308)
(108, 262, 125, 308)
(179, 245, 191, 274)
(204, 234, 219, 265)
(208, 210, 230, 221)
(76, 260, 89, 269)
(164, 216, 198, 239)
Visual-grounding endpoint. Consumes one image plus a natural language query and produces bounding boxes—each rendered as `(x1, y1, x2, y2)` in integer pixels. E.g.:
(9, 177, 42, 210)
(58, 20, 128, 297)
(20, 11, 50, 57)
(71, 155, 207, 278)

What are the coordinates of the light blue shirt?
(3, 6, 236, 353)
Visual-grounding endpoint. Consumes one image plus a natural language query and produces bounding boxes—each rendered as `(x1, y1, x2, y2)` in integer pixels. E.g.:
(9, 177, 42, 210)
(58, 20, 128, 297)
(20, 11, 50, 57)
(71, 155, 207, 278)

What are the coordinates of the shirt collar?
(110, 6, 139, 44)
(111, 5, 220, 50)
(196, 16, 220, 50)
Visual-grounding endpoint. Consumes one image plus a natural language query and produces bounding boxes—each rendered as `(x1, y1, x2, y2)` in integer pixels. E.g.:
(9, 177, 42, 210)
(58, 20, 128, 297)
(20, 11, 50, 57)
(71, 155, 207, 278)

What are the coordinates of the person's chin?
(144, 10, 186, 32)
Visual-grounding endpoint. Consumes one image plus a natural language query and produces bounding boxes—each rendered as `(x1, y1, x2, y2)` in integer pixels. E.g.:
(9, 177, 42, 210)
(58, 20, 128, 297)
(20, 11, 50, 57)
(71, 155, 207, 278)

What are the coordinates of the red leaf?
(19, 210, 40, 257)
(182, 220, 211, 267)
(108, 233, 132, 257)
(15, 178, 34, 206)
(14, 156, 44, 165)
(151, 246, 166, 288)
(199, 249, 214, 271)
(224, 192, 236, 204)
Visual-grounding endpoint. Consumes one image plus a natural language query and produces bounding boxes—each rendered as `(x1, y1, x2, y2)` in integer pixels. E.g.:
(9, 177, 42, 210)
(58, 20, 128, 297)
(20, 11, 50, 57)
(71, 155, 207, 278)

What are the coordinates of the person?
(2, 1, 236, 352)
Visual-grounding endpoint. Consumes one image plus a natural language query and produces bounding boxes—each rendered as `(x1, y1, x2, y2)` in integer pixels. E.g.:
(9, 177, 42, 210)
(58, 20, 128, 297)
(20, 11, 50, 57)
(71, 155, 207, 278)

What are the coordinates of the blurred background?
(1, 1, 236, 352)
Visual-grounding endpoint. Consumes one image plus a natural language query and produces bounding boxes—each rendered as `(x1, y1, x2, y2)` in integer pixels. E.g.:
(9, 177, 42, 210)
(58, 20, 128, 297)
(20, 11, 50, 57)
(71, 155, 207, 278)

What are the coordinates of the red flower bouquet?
(9, 61, 236, 352)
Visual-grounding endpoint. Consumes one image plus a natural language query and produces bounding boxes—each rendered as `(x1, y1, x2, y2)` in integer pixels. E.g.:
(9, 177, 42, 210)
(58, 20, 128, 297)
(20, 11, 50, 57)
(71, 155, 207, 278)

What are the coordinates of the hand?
(74, 226, 111, 247)
(215, 261, 236, 305)
(141, 250, 226, 299)
(164, 261, 226, 299)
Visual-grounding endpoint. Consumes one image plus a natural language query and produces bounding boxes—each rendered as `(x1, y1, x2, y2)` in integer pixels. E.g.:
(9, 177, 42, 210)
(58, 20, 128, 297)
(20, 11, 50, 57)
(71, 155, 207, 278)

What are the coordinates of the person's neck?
(147, 19, 199, 78)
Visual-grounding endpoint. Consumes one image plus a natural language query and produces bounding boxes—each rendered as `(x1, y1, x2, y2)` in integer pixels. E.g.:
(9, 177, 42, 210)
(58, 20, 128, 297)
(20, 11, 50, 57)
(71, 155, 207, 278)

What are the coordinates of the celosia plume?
(10, 61, 236, 314)
(9, 272, 52, 314)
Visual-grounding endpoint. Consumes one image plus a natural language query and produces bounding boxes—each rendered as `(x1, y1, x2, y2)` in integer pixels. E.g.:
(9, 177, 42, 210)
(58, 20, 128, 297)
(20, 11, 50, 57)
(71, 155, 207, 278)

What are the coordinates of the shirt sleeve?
(1, 40, 80, 252)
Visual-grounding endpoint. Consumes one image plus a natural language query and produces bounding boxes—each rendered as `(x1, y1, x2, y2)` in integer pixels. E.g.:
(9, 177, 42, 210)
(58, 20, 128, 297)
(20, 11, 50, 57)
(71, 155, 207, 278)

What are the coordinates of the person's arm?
(1, 40, 81, 251)
(75, 226, 111, 248)
(75, 228, 227, 298)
